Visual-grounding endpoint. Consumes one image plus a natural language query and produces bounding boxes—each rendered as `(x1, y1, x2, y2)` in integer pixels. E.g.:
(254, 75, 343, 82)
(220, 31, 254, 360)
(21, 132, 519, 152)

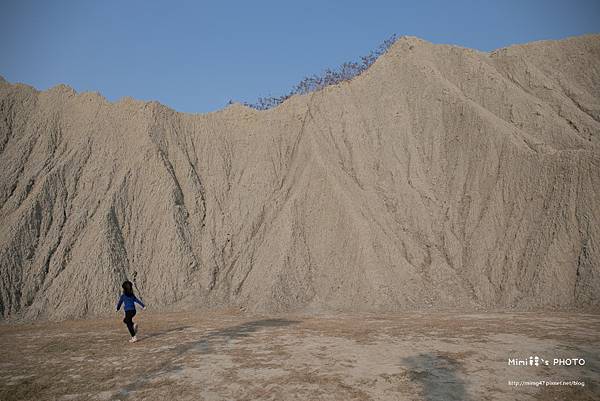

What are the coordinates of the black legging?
(123, 310, 136, 337)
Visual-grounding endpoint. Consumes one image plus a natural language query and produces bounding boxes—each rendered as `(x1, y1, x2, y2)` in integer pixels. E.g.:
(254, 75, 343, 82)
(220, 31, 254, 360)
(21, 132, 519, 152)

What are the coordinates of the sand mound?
(1, 35, 599, 320)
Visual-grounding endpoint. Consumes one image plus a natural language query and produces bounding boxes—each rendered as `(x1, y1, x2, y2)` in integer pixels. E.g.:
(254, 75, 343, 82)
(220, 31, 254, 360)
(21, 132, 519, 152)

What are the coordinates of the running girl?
(116, 280, 145, 343)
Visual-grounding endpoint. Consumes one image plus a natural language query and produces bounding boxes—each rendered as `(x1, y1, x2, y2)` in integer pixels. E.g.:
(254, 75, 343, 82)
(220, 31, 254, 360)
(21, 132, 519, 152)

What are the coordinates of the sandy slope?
(0, 35, 599, 319)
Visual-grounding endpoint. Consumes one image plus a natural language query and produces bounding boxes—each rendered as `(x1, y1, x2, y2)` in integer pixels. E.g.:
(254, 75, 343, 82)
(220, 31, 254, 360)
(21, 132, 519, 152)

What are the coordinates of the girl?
(116, 280, 146, 343)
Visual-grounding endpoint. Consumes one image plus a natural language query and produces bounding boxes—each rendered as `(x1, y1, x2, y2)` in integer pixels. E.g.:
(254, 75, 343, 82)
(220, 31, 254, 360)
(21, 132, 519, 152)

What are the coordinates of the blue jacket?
(116, 294, 145, 311)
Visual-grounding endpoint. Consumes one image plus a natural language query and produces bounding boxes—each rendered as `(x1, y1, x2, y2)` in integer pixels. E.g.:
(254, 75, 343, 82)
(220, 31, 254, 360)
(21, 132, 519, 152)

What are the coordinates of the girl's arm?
(134, 296, 145, 309)
(116, 295, 123, 311)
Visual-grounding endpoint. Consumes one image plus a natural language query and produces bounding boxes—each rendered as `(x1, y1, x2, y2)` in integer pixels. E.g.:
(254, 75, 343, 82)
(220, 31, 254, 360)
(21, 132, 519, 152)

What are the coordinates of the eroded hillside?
(1, 35, 599, 319)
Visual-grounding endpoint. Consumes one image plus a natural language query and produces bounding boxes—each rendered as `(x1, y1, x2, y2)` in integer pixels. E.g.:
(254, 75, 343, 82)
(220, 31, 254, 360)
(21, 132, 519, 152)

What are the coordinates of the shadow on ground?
(117, 318, 300, 398)
(179, 318, 299, 354)
(402, 353, 471, 401)
(143, 326, 192, 340)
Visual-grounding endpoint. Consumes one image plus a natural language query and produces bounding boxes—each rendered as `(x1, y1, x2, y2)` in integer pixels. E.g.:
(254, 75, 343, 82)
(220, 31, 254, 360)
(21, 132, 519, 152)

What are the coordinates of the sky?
(0, 0, 598, 113)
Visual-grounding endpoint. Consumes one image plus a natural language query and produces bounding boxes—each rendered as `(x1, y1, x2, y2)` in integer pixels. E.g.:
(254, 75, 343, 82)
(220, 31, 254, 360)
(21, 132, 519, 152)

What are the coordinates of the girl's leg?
(123, 311, 136, 337)
(130, 310, 137, 335)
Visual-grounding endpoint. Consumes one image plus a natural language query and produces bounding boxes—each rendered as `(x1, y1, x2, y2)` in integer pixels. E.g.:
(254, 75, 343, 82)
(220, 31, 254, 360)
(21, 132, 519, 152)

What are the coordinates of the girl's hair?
(122, 280, 134, 297)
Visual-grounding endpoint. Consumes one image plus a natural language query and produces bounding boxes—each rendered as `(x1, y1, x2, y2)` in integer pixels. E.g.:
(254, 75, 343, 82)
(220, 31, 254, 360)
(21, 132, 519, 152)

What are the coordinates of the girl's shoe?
(129, 336, 138, 343)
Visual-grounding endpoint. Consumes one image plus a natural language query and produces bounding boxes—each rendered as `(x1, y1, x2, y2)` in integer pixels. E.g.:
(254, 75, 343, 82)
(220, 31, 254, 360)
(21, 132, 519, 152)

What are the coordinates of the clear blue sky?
(1, 0, 598, 113)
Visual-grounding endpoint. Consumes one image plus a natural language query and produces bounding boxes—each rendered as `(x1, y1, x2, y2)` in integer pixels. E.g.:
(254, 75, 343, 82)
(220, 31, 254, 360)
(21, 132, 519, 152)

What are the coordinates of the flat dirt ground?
(0, 311, 598, 400)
